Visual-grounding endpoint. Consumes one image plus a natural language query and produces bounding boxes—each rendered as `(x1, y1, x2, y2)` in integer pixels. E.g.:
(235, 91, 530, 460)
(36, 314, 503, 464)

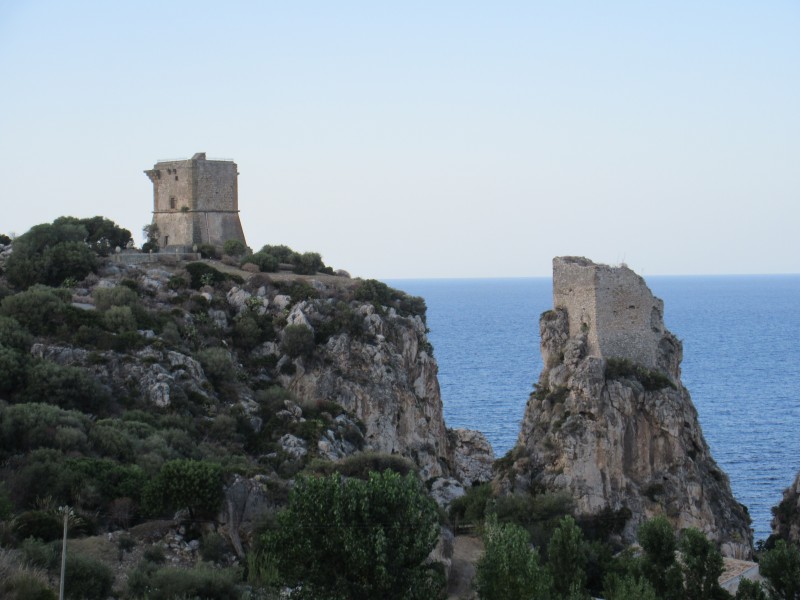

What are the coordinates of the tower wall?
(145, 153, 246, 250)
(552, 256, 665, 370)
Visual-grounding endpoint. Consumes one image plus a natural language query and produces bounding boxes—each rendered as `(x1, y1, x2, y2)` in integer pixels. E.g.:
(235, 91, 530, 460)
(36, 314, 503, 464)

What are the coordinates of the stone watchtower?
(144, 153, 247, 251)
(552, 256, 666, 370)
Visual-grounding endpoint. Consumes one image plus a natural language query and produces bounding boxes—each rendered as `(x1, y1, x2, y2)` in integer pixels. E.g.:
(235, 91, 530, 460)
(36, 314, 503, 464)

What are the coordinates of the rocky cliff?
(771, 471, 800, 545)
(499, 257, 752, 557)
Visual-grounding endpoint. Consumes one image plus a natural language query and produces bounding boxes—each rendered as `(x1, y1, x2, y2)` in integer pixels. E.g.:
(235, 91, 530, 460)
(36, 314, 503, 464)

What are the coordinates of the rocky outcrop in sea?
(498, 257, 753, 557)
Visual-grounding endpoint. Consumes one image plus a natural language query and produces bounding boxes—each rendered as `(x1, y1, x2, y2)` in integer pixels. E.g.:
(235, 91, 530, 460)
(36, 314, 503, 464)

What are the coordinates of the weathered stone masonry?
(552, 256, 665, 371)
(144, 152, 247, 251)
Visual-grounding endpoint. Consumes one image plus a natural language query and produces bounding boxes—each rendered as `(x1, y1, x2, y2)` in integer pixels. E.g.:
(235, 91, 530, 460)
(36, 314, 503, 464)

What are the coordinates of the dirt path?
(448, 535, 484, 600)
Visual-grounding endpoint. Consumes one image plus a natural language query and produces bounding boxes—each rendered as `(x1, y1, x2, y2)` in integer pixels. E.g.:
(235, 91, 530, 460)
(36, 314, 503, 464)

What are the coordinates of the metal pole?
(59, 508, 68, 600)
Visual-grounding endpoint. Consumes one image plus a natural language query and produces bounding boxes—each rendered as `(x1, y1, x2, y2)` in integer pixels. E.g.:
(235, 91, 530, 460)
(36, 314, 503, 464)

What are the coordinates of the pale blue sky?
(1, 1, 797, 278)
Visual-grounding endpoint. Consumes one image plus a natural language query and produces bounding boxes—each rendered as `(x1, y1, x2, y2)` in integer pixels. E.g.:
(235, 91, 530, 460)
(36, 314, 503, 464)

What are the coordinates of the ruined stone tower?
(552, 256, 665, 371)
(144, 153, 246, 250)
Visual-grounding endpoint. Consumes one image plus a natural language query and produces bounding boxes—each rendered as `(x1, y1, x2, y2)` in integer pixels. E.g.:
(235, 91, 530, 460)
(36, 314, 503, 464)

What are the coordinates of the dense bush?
(22, 361, 111, 413)
(0, 286, 72, 335)
(280, 324, 315, 358)
(0, 344, 26, 395)
(241, 251, 279, 272)
(605, 358, 675, 391)
(143, 459, 224, 520)
(354, 279, 427, 319)
(260, 470, 444, 599)
(0, 403, 91, 455)
(223, 239, 247, 257)
(759, 540, 800, 599)
(128, 562, 239, 600)
(92, 285, 139, 311)
(63, 553, 114, 600)
(0, 316, 33, 351)
(4, 220, 103, 289)
(185, 262, 227, 289)
(196, 347, 235, 387)
(476, 517, 551, 600)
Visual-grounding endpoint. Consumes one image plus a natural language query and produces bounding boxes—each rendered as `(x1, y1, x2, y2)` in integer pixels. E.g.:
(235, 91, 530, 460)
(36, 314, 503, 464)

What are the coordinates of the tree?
(548, 515, 587, 598)
(143, 459, 224, 521)
(759, 540, 800, 600)
(476, 517, 552, 600)
(222, 239, 247, 257)
(604, 575, 658, 600)
(679, 527, 728, 600)
(55, 216, 131, 256)
(142, 222, 160, 253)
(735, 579, 768, 600)
(259, 470, 444, 600)
(637, 516, 684, 600)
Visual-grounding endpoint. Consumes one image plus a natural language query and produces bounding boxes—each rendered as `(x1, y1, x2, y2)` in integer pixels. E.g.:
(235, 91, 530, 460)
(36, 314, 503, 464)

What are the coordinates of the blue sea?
(388, 276, 800, 542)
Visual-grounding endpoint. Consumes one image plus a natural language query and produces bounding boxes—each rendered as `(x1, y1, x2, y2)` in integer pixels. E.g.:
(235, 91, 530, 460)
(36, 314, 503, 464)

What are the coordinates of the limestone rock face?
(278, 301, 455, 480)
(503, 257, 752, 557)
(449, 428, 495, 486)
(771, 471, 800, 544)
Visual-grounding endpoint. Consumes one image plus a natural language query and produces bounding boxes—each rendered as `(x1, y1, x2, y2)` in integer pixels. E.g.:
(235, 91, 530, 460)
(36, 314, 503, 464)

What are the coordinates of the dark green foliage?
(276, 279, 318, 303)
(222, 239, 247, 257)
(604, 575, 658, 600)
(281, 324, 315, 357)
(759, 540, 800, 600)
(5, 221, 98, 289)
(679, 527, 728, 600)
(62, 553, 114, 600)
(605, 358, 676, 391)
(309, 451, 415, 480)
(55, 216, 131, 256)
(0, 316, 33, 351)
(142, 223, 160, 254)
(185, 262, 227, 289)
(491, 491, 574, 549)
(260, 470, 443, 600)
(22, 361, 111, 413)
(242, 250, 279, 272)
(449, 483, 493, 525)
(127, 562, 239, 600)
(476, 517, 552, 600)
(577, 506, 632, 542)
(0, 403, 91, 455)
(92, 285, 139, 311)
(0, 569, 56, 600)
(0, 344, 26, 395)
(143, 459, 224, 520)
(259, 244, 295, 264)
(13, 510, 63, 541)
(142, 544, 166, 564)
(196, 347, 235, 387)
(0, 233, 10, 245)
(0, 286, 72, 335)
(292, 251, 324, 275)
(313, 300, 364, 343)
(354, 279, 428, 320)
(637, 516, 684, 600)
(200, 531, 228, 563)
(735, 579, 767, 600)
(64, 458, 147, 507)
(197, 243, 220, 259)
(548, 515, 587, 597)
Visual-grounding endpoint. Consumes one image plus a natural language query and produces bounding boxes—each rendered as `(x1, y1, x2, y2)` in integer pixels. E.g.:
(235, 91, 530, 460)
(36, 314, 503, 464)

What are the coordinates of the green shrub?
(0, 403, 91, 455)
(128, 563, 239, 600)
(223, 239, 247, 257)
(63, 553, 113, 600)
(185, 262, 226, 289)
(476, 517, 552, 600)
(200, 532, 228, 563)
(13, 510, 63, 542)
(0, 344, 26, 395)
(5, 221, 97, 289)
(143, 459, 224, 520)
(260, 470, 443, 600)
(197, 244, 220, 259)
(142, 544, 166, 564)
(92, 285, 139, 311)
(449, 483, 493, 525)
(605, 358, 675, 391)
(22, 361, 111, 413)
(0, 286, 72, 335)
(280, 324, 315, 358)
(56, 216, 132, 257)
(292, 251, 323, 275)
(242, 251, 279, 272)
(102, 305, 137, 332)
(0, 316, 33, 351)
(196, 347, 235, 387)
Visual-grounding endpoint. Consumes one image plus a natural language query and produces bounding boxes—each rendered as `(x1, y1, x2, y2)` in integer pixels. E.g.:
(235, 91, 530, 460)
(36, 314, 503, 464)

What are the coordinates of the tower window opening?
(169, 196, 176, 209)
